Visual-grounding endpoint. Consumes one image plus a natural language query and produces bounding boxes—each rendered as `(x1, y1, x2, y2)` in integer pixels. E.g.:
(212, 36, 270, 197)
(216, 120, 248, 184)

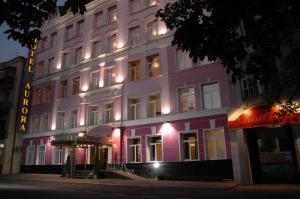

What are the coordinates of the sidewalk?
(0, 173, 237, 190)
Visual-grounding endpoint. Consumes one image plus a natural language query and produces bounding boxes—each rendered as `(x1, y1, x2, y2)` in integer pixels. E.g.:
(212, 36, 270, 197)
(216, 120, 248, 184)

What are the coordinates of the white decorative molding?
(151, 126, 157, 135)
(184, 122, 190, 131)
(131, 129, 135, 137)
(209, 119, 216, 129)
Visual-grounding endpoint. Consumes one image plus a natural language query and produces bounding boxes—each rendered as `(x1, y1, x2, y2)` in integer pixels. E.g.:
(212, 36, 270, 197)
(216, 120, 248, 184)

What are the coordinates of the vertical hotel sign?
(17, 39, 38, 133)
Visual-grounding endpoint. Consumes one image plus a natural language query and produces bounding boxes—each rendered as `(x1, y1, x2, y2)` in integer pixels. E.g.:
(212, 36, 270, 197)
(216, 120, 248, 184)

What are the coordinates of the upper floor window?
(40, 36, 47, 50)
(104, 103, 114, 124)
(241, 76, 264, 99)
(202, 83, 221, 110)
(48, 57, 54, 73)
(128, 138, 141, 163)
(147, 20, 158, 40)
(44, 85, 51, 103)
(69, 109, 78, 128)
(65, 24, 73, 41)
(36, 61, 44, 78)
(60, 80, 68, 98)
(62, 52, 71, 68)
(204, 129, 226, 160)
(129, 60, 141, 81)
(108, 5, 117, 23)
(147, 54, 160, 77)
(178, 87, 195, 113)
(72, 77, 80, 95)
(148, 136, 162, 162)
(90, 71, 100, 89)
(31, 117, 40, 133)
(93, 41, 102, 57)
(76, 20, 84, 36)
(104, 67, 115, 86)
(108, 34, 117, 53)
(50, 32, 57, 47)
(176, 49, 192, 70)
(88, 106, 98, 126)
(34, 88, 42, 105)
(146, 0, 158, 7)
(148, 93, 161, 117)
(128, 98, 141, 120)
(130, 0, 140, 14)
(41, 114, 49, 132)
(94, 11, 105, 28)
(181, 132, 198, 160)
(129, 26, 140, 46)
(56, 112, 65, 130)
(75, 47, 82, 65)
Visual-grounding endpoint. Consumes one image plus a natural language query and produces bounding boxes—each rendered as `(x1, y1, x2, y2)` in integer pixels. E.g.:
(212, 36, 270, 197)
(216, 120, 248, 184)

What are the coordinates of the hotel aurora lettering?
(17, 40, 37, 133)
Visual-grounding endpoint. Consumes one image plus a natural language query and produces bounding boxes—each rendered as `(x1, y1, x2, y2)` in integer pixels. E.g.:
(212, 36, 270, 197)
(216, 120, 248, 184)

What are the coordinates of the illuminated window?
(128, 98, 140, 120)
(60, 80, 68, 98)
(204, 129, 226, 160)
(95, 11, 105, 28)
(178, 87, 195, 112)
(69, 109, 78, 128)
(108, 5, 117, 23)
(34, 88, 42, 105)
(129, 60, 140, 81)
(104, 103, 114, 124)
(54, 146, 63, 165)
(90, 71, 100, 89)
(75, 47, 82, 64)
(104, 67, 115, 86)
(108, 34, 116, 53)
(62, 52, 71, 68)
(72, 77, 80, 95)
(146, 0, 158, 7)
(147, 54, 160, 77)
(37, 145, 45, 165)
(129, 26, 140, 46)
(50, 32, 57, 47)
(128, 138, 141, 163)
(130, 0, 140, 14)
(148, 136, 162, 162)
(147, 20, 158, 40)
(57, 111, 65, 129)
(176, 49, 192, 70)
(76, 20, 84, 36)
(202, 83, 221, 110)
(88, 106, 98, 126)
(93, 41, 102, 57)
(148, 93, 161, 117)
(181, 133, 198, 160)
(65, 24, 73, 41)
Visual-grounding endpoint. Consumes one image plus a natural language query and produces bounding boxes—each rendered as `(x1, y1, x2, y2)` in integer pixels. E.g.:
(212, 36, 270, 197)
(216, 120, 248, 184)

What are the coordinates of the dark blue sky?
(0, 24, 28, 62)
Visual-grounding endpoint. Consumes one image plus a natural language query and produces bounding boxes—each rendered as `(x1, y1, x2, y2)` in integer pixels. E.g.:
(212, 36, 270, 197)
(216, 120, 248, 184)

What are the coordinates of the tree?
(0, 0, 87, 49)
(157, 0, 300, 104)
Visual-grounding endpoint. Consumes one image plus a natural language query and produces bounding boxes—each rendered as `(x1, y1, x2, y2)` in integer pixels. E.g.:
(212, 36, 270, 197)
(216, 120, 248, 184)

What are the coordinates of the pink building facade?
(22, 0, 234, 179)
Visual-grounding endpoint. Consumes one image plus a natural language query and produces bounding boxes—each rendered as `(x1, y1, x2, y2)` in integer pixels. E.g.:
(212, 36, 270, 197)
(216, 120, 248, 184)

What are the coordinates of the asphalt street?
(0, 174, 299, 199)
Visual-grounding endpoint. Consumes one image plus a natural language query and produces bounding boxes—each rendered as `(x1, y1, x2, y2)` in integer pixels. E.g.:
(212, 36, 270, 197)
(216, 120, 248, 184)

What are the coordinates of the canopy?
(86, 124, 113, 137)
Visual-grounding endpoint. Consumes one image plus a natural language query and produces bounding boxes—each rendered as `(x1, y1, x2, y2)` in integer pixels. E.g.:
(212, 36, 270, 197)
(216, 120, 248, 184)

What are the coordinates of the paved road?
(0, 174, 299, 199)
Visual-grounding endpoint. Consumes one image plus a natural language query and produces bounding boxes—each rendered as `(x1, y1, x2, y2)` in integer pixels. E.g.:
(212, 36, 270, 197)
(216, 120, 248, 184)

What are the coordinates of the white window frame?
(203, 128, 227, 160)
(88, 106, 99, 126)
(129, 26, 140, 46)
(178, 87, 196, 113)
(69, 109, 78, 128)
(127, 137, 142, 163)
(104, 67, 115, 86)
(57, 111, 65, 130)
(41, 113, 49, 132)
(128, 98, 141, 120)
(103, 103, 114, 124)
(53, 146, 63, 165)
(36, 144, 45, 165)
(201, 82, 221, 110)
(148, 93, 161, 117)
(179, 131, 199, 161)
(26, 145, 35, 165)
(147, 135, 163, 162)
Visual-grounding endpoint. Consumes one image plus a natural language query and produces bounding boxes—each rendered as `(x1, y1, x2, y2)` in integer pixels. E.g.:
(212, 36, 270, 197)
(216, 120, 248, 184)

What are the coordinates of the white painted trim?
(145, 134, 164, 163)
(126, 136, 142, 163)
(178, 130, 200, 161)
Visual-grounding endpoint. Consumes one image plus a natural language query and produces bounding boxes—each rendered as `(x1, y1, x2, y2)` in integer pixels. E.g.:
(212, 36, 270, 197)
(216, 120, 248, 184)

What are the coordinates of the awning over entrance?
(50, 133, 100, 147)
(229, 105, 300, 130)
(87, 124, 112, 137)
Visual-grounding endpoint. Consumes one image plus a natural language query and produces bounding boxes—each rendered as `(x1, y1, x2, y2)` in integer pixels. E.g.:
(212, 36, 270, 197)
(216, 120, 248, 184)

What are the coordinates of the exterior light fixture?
(153, 162, 160, 169)
(78, 132, 85, 138)
(99, 62, 105, 67)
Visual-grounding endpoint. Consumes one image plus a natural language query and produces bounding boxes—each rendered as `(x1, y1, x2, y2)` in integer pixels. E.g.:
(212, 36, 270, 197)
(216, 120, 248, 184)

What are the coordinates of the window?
(31, 117, 40, 133)
(44, 85, 51, 103)
(72, 77, 80, 95)
(60, 80, 68, 98)
(48, 57, 54, 73)
(241, 76, 264, 99)
(104, 67, 115, 86)
(128, 138, 141, 163)
(129, 60, 140, 81)
(90, 71, 100, 89)
(108, 5, 117, 23)
(128, 98, 140, 120)
(50, 32, 57, 47)
(104, 103, 114, 124)
(69, 109, 78, 128)
(75, 47, 82, 64)
(148, 94, 161, 117)
(36, 61, 44, 78)
(88, 106, 98, 126)
(202, 83, 221, 110)
(26, 145, 35, 165)
(41, 114, 49, 132)
(57, 112, 65, 129)
(205, 129, 226, 160)
(65, 25, 73, 41)
(181, 133, 198, 160)
(147, 54, 160, 77)
(108, 34, 116, 53)
(54, 146, 63, 165)
(62, 52, 71, 68)
(130, 0, 140, 14)
(147, 20, 158, 40)
(76, 20, 84, 36)
(93, 41, 102, 57)
(178, 87, 195, 112)
(95, 11, 105, 28)
(148, 136, 162, 162)
(176, 49, 192, 70)
(146, 0, 158, 7)
(40, 36, 47, 50)
(34, 88, 42, 105)
(129, 26, 140, 46)
(37, 145, 45, 165)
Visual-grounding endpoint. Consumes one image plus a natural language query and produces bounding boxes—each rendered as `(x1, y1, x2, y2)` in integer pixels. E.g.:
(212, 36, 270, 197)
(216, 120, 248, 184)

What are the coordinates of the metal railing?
(107, 162, 134, 175)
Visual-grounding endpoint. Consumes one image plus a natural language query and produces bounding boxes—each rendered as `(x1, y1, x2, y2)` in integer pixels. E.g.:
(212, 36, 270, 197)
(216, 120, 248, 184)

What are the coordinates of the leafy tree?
(0, 0, 87, 49)
(157, 0, 300, 103)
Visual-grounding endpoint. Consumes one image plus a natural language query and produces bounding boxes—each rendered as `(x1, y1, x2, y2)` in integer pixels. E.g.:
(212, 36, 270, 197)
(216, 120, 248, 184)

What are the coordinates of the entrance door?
(246, 126, 299, 183)
(100, 148, 108, 164)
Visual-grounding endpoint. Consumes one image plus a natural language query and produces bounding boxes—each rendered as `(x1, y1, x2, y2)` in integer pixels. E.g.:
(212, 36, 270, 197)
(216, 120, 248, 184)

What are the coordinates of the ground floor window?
(26, 145, 35, 165)
(204, 129, 226, 160)
(37, 145, 45, 165)
(128, 138, 141, 163)
(181, 132, 198, 160)
(148, 136, 162, 162)
(54, 146, 63, 165)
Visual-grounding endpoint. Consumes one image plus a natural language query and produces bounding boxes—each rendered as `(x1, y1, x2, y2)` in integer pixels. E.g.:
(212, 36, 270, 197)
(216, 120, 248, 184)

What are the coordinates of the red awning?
(228, 105, 300, 130)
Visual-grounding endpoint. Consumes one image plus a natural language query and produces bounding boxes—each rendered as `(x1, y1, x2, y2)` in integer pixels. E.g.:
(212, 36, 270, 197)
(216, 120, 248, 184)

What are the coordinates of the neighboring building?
(22, 0, 234, 179)
(0, 56, 27, 174)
